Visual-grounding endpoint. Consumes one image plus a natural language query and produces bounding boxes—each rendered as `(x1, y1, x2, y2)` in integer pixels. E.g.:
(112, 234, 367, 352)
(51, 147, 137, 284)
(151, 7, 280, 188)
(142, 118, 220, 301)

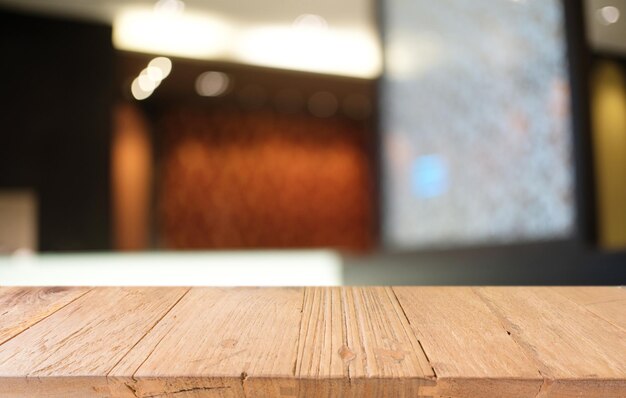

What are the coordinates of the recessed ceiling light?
(130, 57, 172, 100)
(113, 8, 230, 59)
(148, 57, 172, 79)
(113, 8, 380, 79)
(154, 0, 185, 14)
(145, 66, 164, 81)
(293, 14, 328, 30)
(234, 26, 381, 79)
(597, 6, 620, 25)
(195, 71, 230, 97)
(131, 77, 153, 100)
(137, 70, 160, 91)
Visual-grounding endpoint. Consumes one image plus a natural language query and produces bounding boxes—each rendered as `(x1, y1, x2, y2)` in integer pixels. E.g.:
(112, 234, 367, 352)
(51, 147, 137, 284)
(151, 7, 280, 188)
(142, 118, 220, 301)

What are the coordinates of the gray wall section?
(343, 243, 626, 284)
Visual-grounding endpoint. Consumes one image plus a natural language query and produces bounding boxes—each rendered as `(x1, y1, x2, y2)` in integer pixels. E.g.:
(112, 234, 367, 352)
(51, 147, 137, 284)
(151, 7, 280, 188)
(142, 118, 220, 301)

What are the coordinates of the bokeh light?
(195, 71, 230, 97)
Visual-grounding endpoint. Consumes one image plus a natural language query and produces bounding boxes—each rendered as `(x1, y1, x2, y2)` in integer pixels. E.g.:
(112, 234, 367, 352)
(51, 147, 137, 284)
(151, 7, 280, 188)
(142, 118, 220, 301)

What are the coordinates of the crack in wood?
(292, 288, 306, 378)
(144, 386, 230, 398)
(389, 287, 437, 380)
(113, 288, 192, 379)
(124, 382, 139, 398)
(0, 287, 93, 347)
(416, 339, 437, 379)
(472, 288, 548, 377)
(534, 369, 553, 398)
(239, 371, 249, 398)
(2, 287, 624, 397)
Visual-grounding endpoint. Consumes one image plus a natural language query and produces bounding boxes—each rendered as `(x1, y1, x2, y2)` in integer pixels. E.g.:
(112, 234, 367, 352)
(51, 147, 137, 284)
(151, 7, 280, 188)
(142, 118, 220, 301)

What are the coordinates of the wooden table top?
(0, 286, 624, 397)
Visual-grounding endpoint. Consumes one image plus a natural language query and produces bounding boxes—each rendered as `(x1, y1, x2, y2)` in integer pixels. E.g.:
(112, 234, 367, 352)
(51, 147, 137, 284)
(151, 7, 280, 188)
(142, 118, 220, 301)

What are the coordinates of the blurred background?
(0, 0, 624, 285)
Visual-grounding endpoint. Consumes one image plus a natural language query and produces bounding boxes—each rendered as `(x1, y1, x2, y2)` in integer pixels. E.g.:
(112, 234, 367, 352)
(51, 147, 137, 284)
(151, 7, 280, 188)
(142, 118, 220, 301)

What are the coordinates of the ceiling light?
(598, 6, 620, 25)
(138, 71, 160, 91)
(148, 57, 172, 79)
(234, 26, 381, 79)
(113, 8, 379, 79)
(130, 57, 172, 100)
(293, 14, 328, 30)
(145, 66, 164, 81)
(131, 77, 153, 100)
(154, 0, 185, 14)
(195, 71, 230, 97)
(113, 7, 230, 59)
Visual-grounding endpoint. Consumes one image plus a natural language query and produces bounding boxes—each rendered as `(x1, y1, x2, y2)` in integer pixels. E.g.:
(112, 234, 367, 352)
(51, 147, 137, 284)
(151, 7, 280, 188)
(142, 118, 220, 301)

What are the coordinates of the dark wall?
(0, 10, 113, 251)
(343, 242, 626, 285)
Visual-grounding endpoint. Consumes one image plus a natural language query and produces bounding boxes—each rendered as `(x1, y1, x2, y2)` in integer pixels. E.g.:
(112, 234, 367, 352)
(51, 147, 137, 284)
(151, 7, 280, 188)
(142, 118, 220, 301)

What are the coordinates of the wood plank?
(552, 286, 626, 305)
(476, 287, 626, 397)
(0, 286, 90, 345)
(552, 286, 626, 332)
(295, 287, 434, 397)
(585, 300, 626, 332)
(0, 287, 189, 398)
(1, 287, 625, 397)
(393, 286, 542, 398)
(109, 287, 304, 398)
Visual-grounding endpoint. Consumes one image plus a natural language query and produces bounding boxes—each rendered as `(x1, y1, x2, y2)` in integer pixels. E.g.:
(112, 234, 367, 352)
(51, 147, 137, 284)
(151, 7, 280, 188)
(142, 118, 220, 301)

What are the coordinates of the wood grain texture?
(1, 287, 625, 398)
(295, 287, 434, 396)
(0, 287, 90, 345)
(475, 287, 626, 398)
(584, 300, 626, 332)
(551, 286, 626, 305)
(0, 287, 189, 397)
(552, 287, 626, 331)
(393, 286, 542, 398)
(110, 287, 304, 398)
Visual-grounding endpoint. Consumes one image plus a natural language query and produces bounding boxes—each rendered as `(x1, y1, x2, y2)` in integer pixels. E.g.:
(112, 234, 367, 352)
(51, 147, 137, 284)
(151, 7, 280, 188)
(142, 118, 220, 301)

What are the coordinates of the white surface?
(111, 5, 380, 78)
(0, 251, 343, 286)
(0, 0, 381, 78)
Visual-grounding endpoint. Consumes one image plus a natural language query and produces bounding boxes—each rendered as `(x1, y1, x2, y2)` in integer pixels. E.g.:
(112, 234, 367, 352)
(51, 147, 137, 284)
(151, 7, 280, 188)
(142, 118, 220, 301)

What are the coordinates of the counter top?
(0, 286, 624, 397)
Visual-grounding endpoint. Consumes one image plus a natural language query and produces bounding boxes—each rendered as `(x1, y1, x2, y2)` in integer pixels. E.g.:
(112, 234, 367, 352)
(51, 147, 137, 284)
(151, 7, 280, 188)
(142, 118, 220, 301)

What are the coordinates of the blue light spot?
(411, 155, 448, 198)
